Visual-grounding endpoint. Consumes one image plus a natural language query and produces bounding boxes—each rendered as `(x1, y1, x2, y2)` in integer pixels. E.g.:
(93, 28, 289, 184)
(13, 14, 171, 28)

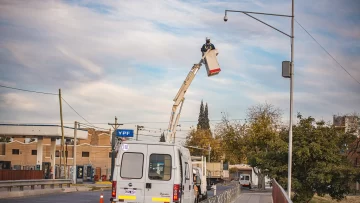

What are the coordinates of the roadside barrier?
(200, 184, 241, 203)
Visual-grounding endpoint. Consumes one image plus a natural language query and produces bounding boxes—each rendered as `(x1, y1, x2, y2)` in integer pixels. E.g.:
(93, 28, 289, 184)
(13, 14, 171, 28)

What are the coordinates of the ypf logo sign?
(116, 129, 134, 138)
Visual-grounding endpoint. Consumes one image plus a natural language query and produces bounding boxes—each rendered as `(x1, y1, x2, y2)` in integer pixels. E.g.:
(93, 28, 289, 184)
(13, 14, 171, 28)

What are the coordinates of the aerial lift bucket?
(204, 49, 221, 77)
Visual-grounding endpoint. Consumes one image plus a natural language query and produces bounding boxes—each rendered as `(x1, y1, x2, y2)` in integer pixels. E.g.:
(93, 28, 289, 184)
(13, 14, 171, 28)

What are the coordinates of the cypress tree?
(197, 100, 205, 129)
(204, 103, 210, 130)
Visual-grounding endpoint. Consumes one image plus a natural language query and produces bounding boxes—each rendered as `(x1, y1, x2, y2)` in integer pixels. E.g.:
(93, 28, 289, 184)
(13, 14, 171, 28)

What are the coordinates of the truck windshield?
(120, 152, 144, 179)
(240, 175, 250, 180)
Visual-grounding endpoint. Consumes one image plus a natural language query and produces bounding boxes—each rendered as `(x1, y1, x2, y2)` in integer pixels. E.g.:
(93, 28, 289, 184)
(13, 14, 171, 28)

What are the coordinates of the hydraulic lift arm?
(166, 50, 212, 143)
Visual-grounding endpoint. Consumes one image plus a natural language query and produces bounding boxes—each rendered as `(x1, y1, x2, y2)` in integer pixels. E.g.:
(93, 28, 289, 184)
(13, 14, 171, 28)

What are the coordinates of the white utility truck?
(111, 141, 195, 203)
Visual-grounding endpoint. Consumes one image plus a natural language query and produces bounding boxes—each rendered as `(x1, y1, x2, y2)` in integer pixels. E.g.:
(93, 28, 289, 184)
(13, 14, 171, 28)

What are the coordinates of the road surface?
(0, 184, 231, 203)
(236, 187, 272, 203)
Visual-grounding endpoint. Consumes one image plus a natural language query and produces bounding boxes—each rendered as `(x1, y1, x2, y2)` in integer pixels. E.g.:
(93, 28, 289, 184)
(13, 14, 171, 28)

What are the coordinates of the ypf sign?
(115, 129, 134, 137)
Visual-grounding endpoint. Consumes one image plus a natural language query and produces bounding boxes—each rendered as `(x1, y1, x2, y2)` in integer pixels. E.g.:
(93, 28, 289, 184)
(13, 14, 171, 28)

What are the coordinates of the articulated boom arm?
(166, 50, 211, 143)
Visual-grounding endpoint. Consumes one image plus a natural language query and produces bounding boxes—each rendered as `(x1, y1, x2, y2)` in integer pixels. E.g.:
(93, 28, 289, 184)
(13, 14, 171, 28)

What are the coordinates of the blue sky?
(0, 0, 359, 143)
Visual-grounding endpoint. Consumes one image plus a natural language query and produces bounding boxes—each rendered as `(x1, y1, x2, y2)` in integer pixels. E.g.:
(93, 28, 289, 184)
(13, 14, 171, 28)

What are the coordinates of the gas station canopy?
(0, 124, 88, 140)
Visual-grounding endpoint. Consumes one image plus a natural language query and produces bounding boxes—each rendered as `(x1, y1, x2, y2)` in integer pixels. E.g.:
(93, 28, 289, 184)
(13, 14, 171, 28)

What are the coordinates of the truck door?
(117, 143, 147, 203)
(181, 158, 192, 203)
(145, 145, 174, 203)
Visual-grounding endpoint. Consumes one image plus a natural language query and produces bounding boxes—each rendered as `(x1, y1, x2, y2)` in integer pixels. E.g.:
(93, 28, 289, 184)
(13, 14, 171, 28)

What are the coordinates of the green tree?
(215, 113, 247, 164)
(197, 100, 205, 130)
(204, 103, 210, 130)
(268, 113, 360, 202)
(243, 102, 283, 190)
(159, 132, 166, 142)
(185, 129, 222, 162)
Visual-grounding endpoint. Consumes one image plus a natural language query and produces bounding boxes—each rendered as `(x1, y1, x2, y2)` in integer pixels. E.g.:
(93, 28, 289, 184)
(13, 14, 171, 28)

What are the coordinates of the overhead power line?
(61, 96, 107, 130)
(295, 19, 360, 85)
(0, 84, 58, 95)
(78, 122, 109, 131)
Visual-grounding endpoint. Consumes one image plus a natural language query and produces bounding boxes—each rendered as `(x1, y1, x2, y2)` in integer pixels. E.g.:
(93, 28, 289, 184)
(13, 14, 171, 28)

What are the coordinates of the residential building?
(0, 129, 112, 180)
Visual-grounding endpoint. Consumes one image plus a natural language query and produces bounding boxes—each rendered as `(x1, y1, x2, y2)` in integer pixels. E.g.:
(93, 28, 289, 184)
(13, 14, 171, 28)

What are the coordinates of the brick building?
(0, 128, 112, 180)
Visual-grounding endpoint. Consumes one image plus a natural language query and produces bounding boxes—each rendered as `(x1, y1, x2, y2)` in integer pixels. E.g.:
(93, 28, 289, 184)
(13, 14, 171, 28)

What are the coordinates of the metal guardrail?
(200, 184, 241, 203)
(0, 179, 72, 191)
(272, 179, 293, 203)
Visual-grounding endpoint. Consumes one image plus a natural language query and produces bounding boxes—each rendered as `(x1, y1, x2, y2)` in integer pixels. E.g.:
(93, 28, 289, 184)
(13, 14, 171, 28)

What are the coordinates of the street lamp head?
(224, 11, 228, 22)
(224, 14, 228, 22)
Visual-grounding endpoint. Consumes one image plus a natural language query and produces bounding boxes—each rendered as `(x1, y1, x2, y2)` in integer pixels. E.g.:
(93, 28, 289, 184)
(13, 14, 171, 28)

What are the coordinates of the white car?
(239, 174, 252, 189)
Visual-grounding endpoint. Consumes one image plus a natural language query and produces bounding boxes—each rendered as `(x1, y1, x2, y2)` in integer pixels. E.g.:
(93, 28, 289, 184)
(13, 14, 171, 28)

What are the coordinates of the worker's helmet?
(206, 37, 210, 43)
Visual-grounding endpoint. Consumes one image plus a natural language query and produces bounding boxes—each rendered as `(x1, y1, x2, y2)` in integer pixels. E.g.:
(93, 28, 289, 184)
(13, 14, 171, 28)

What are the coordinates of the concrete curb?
(0, 186, 100, 199)
(0, 188, 63, 199)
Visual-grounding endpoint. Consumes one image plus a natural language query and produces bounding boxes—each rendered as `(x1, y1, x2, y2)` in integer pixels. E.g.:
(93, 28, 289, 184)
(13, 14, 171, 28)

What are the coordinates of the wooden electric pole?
(59, 88, 66, 179)
(108, 116, 123, 181)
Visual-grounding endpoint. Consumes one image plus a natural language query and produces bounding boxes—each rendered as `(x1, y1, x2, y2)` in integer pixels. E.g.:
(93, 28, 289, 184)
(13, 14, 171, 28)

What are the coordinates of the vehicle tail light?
(112, 181, 117, 197)
(173, 184, 180, 202)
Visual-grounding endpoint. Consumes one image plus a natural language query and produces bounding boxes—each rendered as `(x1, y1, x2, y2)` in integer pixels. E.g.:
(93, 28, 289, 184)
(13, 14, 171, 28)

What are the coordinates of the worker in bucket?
(201, 37, 215, 64)
(201, 37, 215, 55)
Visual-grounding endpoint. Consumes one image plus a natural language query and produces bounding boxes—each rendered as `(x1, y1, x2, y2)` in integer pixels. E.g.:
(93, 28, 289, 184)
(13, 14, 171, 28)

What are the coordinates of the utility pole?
(58, 88, 66, 179)
(73, 121, 78, 184)
(288, 0, 295, 198)
(108, 117, 123, 181)
(136, 125, 144, 141)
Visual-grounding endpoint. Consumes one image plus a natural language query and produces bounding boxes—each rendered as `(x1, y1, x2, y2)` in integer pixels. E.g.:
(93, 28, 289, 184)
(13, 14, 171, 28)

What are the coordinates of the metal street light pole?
(289, 0, 295, 199)
(224, 0, 294, 198)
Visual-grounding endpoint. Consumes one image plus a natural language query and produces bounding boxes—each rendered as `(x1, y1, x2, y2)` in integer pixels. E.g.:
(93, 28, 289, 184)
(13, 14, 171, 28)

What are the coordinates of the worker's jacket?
(201, 43, 215, 53)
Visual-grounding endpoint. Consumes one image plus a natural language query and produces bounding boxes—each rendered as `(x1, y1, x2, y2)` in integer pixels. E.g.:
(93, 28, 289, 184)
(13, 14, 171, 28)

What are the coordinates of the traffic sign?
(116, 129, 134, 137)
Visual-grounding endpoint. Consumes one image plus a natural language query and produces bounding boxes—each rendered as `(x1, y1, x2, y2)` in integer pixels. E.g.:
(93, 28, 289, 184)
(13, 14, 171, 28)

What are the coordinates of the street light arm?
(225, 9, 293, 18)
(243, 12, 292, 38)
(224, 10, 292, 38)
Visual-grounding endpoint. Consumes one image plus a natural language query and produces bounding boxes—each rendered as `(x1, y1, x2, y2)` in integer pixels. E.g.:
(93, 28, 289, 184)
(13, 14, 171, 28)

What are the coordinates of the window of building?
(109, 152, 112, 158)
(82, 152, 90, 157)
(55, 150, 60, 157)
(120, 152, 144, 179)
(12, 149, 20, 155)
(31, 150, 37, 155)
(148, 154, 172, 181)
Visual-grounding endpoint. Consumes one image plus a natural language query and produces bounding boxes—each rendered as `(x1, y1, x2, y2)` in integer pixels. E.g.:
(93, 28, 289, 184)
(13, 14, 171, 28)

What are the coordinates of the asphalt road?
(0, 184, 232, 203)
(236, 186, 272, 203)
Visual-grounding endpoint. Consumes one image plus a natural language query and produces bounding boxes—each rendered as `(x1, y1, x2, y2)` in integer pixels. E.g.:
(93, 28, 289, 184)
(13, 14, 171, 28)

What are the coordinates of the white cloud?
(57, 46, 102, 75)
(0, 93, 37, 111)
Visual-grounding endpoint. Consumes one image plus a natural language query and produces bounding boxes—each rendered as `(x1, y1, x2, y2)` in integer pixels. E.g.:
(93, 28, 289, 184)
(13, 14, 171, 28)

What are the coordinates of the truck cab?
(111, 141, 195, 203)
